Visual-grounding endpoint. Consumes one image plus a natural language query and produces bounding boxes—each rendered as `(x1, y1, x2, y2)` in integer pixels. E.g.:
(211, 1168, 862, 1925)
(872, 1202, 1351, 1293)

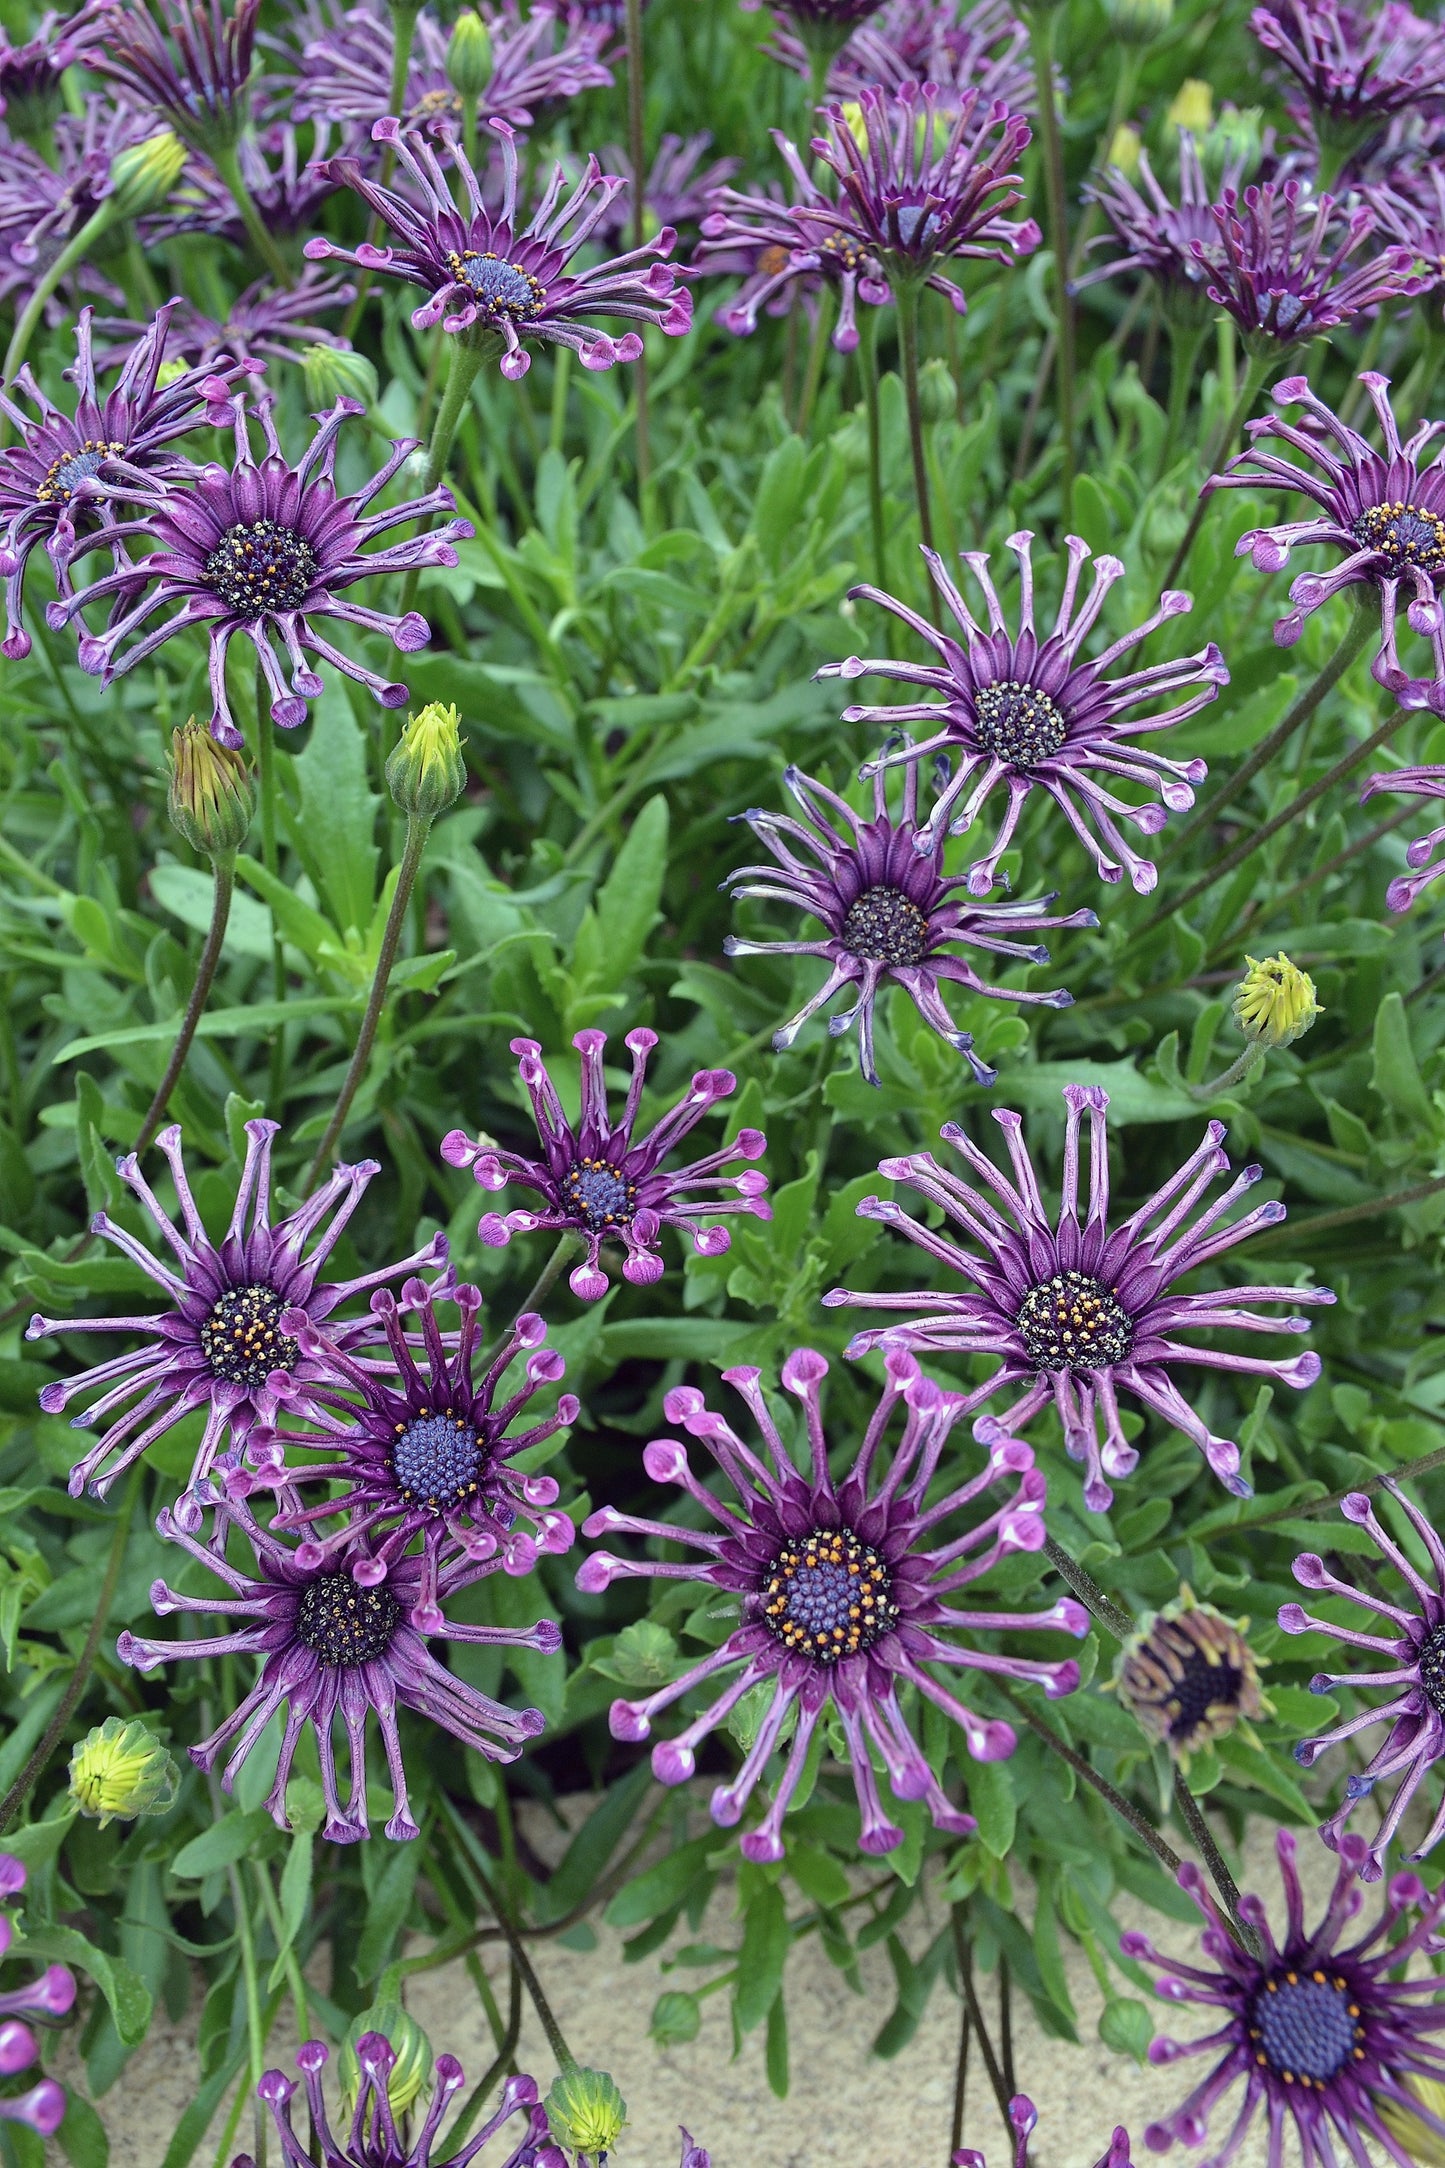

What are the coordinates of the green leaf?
(268, 1830, 314, 1990)
(291, 683, 381, 934)
(355, 1843, 421, 1982)
(170, 1808, 275, 1879)
(787, 1844, 851, 1910)
(58, 2093, 108, 2168)
(17, 1926, 150, 2046)
(765, 1989, 790, 2098)
(1372, 991, 1434, 1126)
(967, 1757, 1016, 1859)
(57, 995, 344, 1058)
(604, 1836, 715, 1929)
(735, 1880, 789, 2034)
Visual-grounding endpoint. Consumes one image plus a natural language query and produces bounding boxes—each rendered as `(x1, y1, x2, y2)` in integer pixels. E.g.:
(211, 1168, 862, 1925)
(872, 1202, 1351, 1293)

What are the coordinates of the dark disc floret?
(1165, 1642, 1245, 1744)
(37, 439, 123, 505)
(564, 1156, 638, 1231)
(294, 1570, 400, 1668)
(1418, 1620, 1445, 1716)
(203, 518, 319, 616)
(972, 678, 1071, 768)
(199, 1282, 300, 1389)
(1352, 501, 1445, 576)
(1249, 1970, 1364, 2087)
(761, 1523, 899, 1663)
(446, 250, 547, 321)
(841, 884, 930, 965)
(1016, 1269, 1134, 1373)
(390, 1406, 483, 1514)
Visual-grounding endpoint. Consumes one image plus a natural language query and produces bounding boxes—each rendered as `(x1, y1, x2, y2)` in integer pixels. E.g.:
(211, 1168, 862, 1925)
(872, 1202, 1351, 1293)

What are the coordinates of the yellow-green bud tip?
(386, 702, 467, 822)
(545, 2068, 628, 2157)
(1167, 79, 1214, 137)
(168, 717, 255, 861)
(340, 2005, 433, 2119)
(110, 131, 187, 220)
(301, 343, 380, 412)
(446, 10, 493, 97)
(1232, 952, 1321, 1049)
(69, 1717, 178, 1826)
(1107, 124, 1143, 178)
(1381, 2076, 1445, 2167)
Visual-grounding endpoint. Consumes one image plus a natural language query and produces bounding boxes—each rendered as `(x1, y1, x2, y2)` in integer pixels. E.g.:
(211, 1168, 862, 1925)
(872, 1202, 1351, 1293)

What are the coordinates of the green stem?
(858, 306, 886, 585)
(1162, 345, 1274, 589)
(0, 1469, 140, 1836)
(1028, 4, 1075, 532)
(485, 1233, 581, 1364)
(210, 142, 294, 289)
(303, 811, 432, 1190)
(229, 1856, 267, 2152)
(400, 337, 487, 613)
(1248, 1171, 1445, 1249)
(0, 201, 117, 420)
(1170, 1773, 1262, 1961)
(895, 279, 934, 552)
(550, 346, 572, 456)
(1042, 1534, 1133, 1640)
(135, 857, 234, 1155)
(951, 1908, 1012, 2141)
(796, 286, 834, 434)
(251, 1859, 308, 2043)
(1162, 317, 1209, 477)
(625, 0, 651, 502)
(1000, 1685, 1183, 1878)
(1188, 1042, 1264, 1100)
(443, 1803, 577, 2072)
(446, 1959, 522, 2149)
(256, 697, 286, 1114)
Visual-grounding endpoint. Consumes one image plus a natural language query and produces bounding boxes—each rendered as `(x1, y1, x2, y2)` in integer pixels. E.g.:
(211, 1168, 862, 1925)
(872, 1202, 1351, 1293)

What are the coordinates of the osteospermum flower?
(1210, 372, 1445, 714)
(242, 2039, 558, 2168)
(589, 133, 740, 248)
(1114, 1586, 1270, 1767)
(25, 1120, 448, 1511)
(1125, 1828, 1445, 2167)
(442, 1031, 771, 1300)
(773, 0, 1035, 118)
(0, 1856, 73, 2140)
(0, 10, 103, 142)
(1251, 0, 1445, 129)
(307, 117, 690, 380)
(1191, 183, 1424, 348)
(94, 0, 260, 154)
(696, 149, 890, 354)
(167, 121, 348, 245)
(579, 1346, 1087, 1860)
(250, 1281, 578, 1631)
(45, 391, 472, 746)
(96, 272, 357, 373)
(1076, 134, 1246, 305)
(1280, 1481, 1445, 1880)
(819, 535, 1226, 894)
(955, 2094, 1134, 2168)
(1360, 765, 1445, 911)
(0, 99, 147, 313)
(119, 1494, 559, 1841)
(823, 1085, 1334, 1510)
(0, 302, 249, 663)
(723, 754, 1097, 1085)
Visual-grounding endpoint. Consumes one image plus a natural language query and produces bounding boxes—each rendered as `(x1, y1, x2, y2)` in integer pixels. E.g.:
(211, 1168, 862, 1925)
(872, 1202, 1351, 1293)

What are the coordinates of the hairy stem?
(1000, 1686, 1183, 1878)
(859, 306, 886, 585)
(951, 1908, 1012, 2140)
(1163, 346, 1274, 589)
(1249, 1170, 1445, 1249)
(135, 857, 234, 1155)
(626, 0, 651, 500)
(1029, 4, 1075, 532)
(895, 279, 935, 552)
(211, 142, 294, 289)
(485, 1233, 582, 1365)
(1042, 1534, 1133, 1640)
(447, 1958, 522, 2149)
(1161, 318, 1209, 478)
(1188, 1042, 1264, 1101)
(1171, 1773, 1262, 1961)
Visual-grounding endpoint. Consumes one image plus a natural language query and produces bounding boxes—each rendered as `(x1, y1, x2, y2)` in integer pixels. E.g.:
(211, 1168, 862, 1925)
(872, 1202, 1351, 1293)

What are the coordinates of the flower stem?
(895, 279, 934, 552)
(255, 694, 286, 1114)
(399, 336, 487, 613)
(1170, 1773, 1262, 1961)
(487, 1233, 581, 1362)
(1028, 3, 1075, 533)
(625, 0, 651, 502)
(210, 141, 294, 289)
(796, 286, 834, 434)
(949, 1976, 971, 2160)
(441, 1799, 577, 2072)
(999, 1685, 1182, 1878)
(135, 857, 234, 1155)
(1163, 346, 1274, 589)
(1042, 1533, 1133, 1639)
(1161, 318, 1209, 478)
(1248, 1170, 1445, 1249)
(950, 1907, 1012, 2142)
(303, 810, 431, 1191)
(1188, 1042, 1263, 1101)
(550, 346, 572, 455)
(446, 1958, 522, 2149)
(858, 306, 886, 585)
(0, 201, 117, 431)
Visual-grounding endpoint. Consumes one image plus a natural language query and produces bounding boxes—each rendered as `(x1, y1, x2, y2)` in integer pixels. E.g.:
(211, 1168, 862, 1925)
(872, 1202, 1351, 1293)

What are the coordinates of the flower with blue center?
(0, 1855, 74, 2141)
(241, 2034, 558, 2168)
(1124, 1829, 1445, 2168)
(442, 1030, 771, 1301)
(1190, 184, 1424, 351)
(696, 145, 891, 356)
(578, 1345, 1086, 1861)
(93, 0, 261, 156)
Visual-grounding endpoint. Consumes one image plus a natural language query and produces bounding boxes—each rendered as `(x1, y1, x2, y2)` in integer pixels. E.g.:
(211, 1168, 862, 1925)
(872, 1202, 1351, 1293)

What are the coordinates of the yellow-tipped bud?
(839, 100, 869, 152)
(1108, 124, 1143, 177)
(301, 343, 380, 411)
(545, 2069, 628, 2158)
(168, 717, 255, 862)
(1381, 2076, 1445, 2166)
(386, 702, 467, 824)
(446, 10, 493, 98)
(69, 1717, 179, 1826)
(1232, 952, 1321, 1050)
(1166, 79, 1214, 138)
(110, 131, 187, 220)
(340, 2005, 433, 2119)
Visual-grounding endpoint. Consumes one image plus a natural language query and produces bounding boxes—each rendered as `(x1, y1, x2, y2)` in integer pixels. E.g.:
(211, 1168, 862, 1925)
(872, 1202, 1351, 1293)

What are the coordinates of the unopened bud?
(302, 342, 379, 411)
(69, 1717, 179, 1826)
(168, 717, 255, 861)
(446, 10, 493, 99)
(545, 2068, 628, 2159)
(916, 356, 956, 424)
(1103, 0, 1172, 43)
(1202, 103, 1265, 186)
(1381, 2077, 1445, 2167)
(109, 130, 187, 220)
(1107, 124, 1143, 177)
(339, 2006, 432, 2119)
(1113, 1588, 1269, 1768)
(1232, 952, 1321, 1050)
(1166, 79, 1213, 139)
(386, 702, 466, 823)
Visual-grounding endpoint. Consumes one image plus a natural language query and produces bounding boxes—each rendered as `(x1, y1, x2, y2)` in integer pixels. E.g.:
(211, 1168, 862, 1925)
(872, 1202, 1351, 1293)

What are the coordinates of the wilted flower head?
(1192, 183, 1425, 348)
(242, 2039, 556, 2168)
(955, 2095, 1135, 2168)
(1232, 952, 1320, 1048)
(1114, 1587, 1270, 1765)
(723, 753, 1096, 1085)
(441, 1031, 770, 1300)
(1361, 764, 1445, 912)
(824, 1086, 1334, 1510)
(307, 118, 690, 378)
(68, 1715, 179, 1824)
(0, 1856, 74, 2139)
(580, 1346, 1086, 1859)
(819, 534, 1225, 894)
(94, 0, 261, 155)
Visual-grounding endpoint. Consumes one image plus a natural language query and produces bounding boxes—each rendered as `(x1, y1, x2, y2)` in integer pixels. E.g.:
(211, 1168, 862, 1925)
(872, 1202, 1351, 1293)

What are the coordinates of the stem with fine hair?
(303, 810, 432, 1190)
(0, 201, 116, 424)
(895, 279, 934, 551)
(485, 1232, 582, 1364)
(625, 0, 651, 499)
(1163, 345, 1274, 589)
(859, 305, 886, 584)
(951, 1908, 1012, 2141)
(399, 336, 487, 614)
(446, 1959, 522, 2150)
(441, 1799, 578, 2071)
(135, 856, 235, 1155)
(1000, 1684, 1182, 1878)
(210, 143, 294, 289)
(1028, 3, 1076, 532)
(949, 1987, 971, 2161)
(1171, 1772, 1262, 1961)
(255, 693, 286, 1113)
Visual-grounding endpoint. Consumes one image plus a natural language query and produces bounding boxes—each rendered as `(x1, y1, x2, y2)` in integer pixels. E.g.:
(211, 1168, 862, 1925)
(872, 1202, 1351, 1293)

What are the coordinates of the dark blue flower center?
(973, 679, 1070, 768)
(295, 1571, 399, 1668)
(564, 1157, 637, 1231)
(1419, 1622, 1445, 1715)
(842, 884, 930, 965)
(390, 1406, 483, 1513)
(894, 202, 943, 252)
(204, 519, 319, 615)
(1353, 500, 1445, 575)
(1016, 1270, 1134, 1373)
(447, 250, 547, 321)
(1271, 293, 1308, 333)
(200, 1282, 299, 1389)
(1248, 1971, 1363, 2087)
(762, 1525, 898, 1664)
(37, 438, 123, 504)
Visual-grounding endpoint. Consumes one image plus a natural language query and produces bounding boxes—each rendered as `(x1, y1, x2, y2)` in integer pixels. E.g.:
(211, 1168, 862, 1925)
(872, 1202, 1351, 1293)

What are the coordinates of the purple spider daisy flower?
(307, 117, 690, 380)
(696, 149, 890, 354)
(440, 1030, 771, 1301)
(578, 1345, 1087, 1861)
(24, 1119, 449, 1513)
(955, 2094, 1134, 2168)
(819, 534, 1226, 895)
(0, 301, 250, 663)
(0, 98, 146, 311)
(1360, 765, 1445, 911)
(1280, 1481, 1445, 1880)
(243, 2041, 555, 2168)
(247, 1280, 577, 1633)
(0, 9, 104, 144)
(1076, 134, 1247, 307)
(93, 0, 260, 153)
(822, 1085, 1334, 1511)
(767, 0, 1036, 121)
(45, 390, 472, 746)
(587, 133, 740, 249)
(1209, 371, 1445, 715)
(1251, 0, 1445, 132)
(0, 1856, 74, 2141)
(1124, 1828, 1445, 2168)
(722, 753, 1097, 1085)
(1190, 183, 1425, 349)
(118, 1493, 558, 1842)
(95, 272, 357, 374)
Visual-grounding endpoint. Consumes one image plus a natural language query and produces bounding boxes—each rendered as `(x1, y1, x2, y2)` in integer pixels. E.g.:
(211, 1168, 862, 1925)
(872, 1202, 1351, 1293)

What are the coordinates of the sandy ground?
(64, 1815, 1396, 2168)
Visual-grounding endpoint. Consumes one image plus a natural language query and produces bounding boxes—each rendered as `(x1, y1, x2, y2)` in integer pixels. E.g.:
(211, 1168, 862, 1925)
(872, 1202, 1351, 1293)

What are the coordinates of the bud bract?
(69, 1717, 179, 1826)
(168, 717, 255, 861)
(339, 2005, 433, 2119)
(1107, 124, 1143, 177)
(1202, 103, 1265, 186)
(446, 10, 493, 98)
(1113, 1587, 1270, 1768)
(545, 2068, 628, 2158)
(1103, 0, 1172, 44)
(1232, 951, 1321, 1050)
(302, 342, 380, 412)
(1166, 79, 1213, 138)
(386, 702, 467, 823)
(110, 130, 187, 220)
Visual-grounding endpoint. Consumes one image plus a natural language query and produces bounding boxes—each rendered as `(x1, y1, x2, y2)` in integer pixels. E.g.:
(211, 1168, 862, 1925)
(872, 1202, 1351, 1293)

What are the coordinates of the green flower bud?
(69, 1717, 179, 1826)
(446, 10, 493, 99)
(109, 131, 187, 221)
(1107, 124, 1143, 178)
(545, 2069, 628, 2160)
(1232, 952, 1321, 1050)
(301, 343, 380, 412)
(916, 356, 957, 425)
(1165, 79, 1213, 139)
(168, 717, 255, 862)
(155, 358, 191, 391)
(386, 703, 467, 823)
(1103, 0, 1172, 43)
(1202, 103, 1266, 187)
(339, 2004, 433, 2119)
